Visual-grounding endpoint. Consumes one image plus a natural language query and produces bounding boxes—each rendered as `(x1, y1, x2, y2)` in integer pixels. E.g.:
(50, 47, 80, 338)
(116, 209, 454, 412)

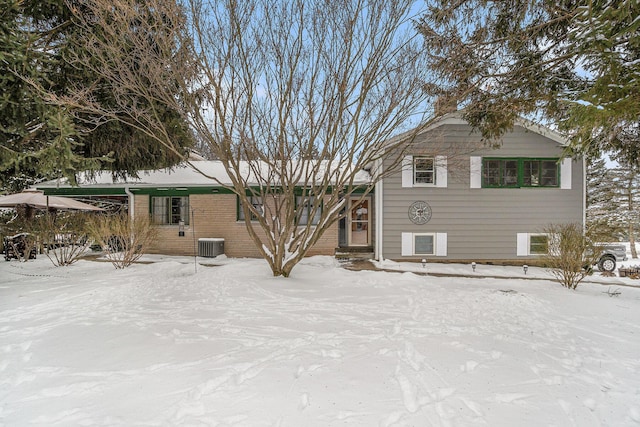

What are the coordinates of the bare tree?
(61, 0, 444, 277)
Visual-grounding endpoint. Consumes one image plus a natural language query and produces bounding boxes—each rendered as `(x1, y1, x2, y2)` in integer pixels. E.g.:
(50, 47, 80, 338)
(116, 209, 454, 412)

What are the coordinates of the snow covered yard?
(1, 255, 640, 426)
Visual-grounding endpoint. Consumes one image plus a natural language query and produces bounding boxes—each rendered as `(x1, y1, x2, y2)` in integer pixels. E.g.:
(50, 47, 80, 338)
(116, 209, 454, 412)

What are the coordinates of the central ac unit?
(198, 238, 225, 257)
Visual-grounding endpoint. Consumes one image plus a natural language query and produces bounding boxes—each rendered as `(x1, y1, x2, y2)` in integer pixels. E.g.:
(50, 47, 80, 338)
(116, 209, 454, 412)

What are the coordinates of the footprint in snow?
(295, 364, 323, 378)
(299, 392, 310, 410)
(460, 360, 479, 372)
(492, 393, 530, 403)
(629, 407, 640, 422)
(395, 370, 420, 413)
(321, 349, 342, 359)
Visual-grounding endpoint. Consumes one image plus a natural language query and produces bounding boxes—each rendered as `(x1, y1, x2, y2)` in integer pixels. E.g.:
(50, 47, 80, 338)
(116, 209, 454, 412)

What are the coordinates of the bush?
(28, 212, 91, 266)
(88, 213, 157, 269)
(542, 222, 601, 290)
(2, 213, 37, 262)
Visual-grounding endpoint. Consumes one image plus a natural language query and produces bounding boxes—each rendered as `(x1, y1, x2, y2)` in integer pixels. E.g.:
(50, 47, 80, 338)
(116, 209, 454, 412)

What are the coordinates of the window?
(517, 233, 550, 256)
(414, 157, 435, 185)
(523, 160, 558, 187)
(482, 158, 559, 188)
(401, 232, 447, 256)
(238, 196, 264, 221)
(296, 195, 322, 225)
(529, 234, 549, 255)
(152, 196, 189, 225)
(413, 233, 435, 255)
(402, 155, 447, 188)
(483, 159, 518, 187)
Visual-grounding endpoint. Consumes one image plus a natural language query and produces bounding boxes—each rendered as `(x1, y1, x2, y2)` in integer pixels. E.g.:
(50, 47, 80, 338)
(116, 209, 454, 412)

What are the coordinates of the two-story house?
(373, 112, 583, 263)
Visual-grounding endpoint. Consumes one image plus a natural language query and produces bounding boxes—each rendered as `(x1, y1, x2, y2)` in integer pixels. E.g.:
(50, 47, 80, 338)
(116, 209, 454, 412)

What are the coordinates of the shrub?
(2, 213, 37, 262)
(542, 222, 601, 290)
(29, 212, 92, 266)
(88, 213, 157, 269)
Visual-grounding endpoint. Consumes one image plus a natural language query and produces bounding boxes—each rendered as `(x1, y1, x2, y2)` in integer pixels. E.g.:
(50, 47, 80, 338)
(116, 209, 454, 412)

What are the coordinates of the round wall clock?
(408, 201, 432, 225)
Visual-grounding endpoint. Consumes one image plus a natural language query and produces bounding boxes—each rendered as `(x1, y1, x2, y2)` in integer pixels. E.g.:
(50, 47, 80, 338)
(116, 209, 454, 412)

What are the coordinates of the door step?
(335, 246, 374, 260)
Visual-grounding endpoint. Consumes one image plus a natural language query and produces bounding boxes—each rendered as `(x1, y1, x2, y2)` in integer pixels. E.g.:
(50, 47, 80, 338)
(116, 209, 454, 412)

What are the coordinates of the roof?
(383, 112, 567, 148)
(36, 160, 372, 189)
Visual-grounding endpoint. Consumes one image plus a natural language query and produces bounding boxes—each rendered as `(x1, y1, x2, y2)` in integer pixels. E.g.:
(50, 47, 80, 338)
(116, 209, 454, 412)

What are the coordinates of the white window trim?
(470, 156, 482, 189)
(435, 156, 448, 188)
(401, 156, 413, 188)
(402, 155, 447, 188)
(401, 232, 447, 257)
(560, 158, 572, 189)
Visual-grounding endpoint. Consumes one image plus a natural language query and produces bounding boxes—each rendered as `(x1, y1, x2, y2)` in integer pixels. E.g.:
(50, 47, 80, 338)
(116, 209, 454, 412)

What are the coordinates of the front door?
(348, 197, 370, 246)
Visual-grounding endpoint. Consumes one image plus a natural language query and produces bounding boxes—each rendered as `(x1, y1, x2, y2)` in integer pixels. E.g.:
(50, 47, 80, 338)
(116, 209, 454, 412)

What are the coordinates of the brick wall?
(137, 194, 338, 257)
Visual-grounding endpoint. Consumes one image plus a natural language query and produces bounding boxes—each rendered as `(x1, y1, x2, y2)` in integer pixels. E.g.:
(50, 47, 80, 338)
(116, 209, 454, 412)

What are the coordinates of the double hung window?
(238, 196, 264, 221)
(297, 195, 322, 225)
(414, 157, 435, 185)
(152, 196, 189, 225)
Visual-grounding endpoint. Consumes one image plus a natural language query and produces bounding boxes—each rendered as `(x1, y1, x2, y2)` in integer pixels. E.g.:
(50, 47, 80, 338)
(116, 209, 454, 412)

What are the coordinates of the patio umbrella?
(0, 189, 103, 211)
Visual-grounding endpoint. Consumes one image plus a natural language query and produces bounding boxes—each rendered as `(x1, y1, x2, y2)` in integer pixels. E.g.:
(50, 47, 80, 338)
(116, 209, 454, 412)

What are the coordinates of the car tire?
(598, 256, 616, 272)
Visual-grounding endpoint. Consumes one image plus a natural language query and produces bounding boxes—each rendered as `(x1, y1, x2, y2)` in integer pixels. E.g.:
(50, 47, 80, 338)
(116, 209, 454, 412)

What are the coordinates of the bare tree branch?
(59, 0, 462, 276)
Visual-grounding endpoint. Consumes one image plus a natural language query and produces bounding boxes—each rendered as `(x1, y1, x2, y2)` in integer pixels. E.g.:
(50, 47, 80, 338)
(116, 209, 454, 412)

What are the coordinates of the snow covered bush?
(542, 223, 600, 290)
(88, 213, 157, 269)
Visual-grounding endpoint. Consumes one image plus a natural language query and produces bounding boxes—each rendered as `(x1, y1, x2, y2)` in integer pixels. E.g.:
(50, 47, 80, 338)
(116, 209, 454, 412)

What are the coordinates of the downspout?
(125, 186, 135, 220)
(374, 157, 384, 261)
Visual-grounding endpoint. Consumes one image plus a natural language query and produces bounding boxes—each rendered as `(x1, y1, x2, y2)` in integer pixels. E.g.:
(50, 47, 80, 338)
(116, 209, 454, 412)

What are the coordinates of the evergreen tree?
(0, 0, 90, 189)
(418, 0, 640, 165)
(586, 156, 619, 240)
(0, 0, 193, 191)
(609, 162, 640, 258)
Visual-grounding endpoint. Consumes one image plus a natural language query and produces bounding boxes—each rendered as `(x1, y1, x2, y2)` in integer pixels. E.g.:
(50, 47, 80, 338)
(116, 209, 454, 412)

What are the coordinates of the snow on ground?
(1, 254, 640, 426)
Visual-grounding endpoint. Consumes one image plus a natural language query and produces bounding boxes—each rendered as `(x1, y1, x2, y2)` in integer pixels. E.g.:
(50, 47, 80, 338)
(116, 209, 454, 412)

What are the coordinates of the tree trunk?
(627, 175, 637, 259)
